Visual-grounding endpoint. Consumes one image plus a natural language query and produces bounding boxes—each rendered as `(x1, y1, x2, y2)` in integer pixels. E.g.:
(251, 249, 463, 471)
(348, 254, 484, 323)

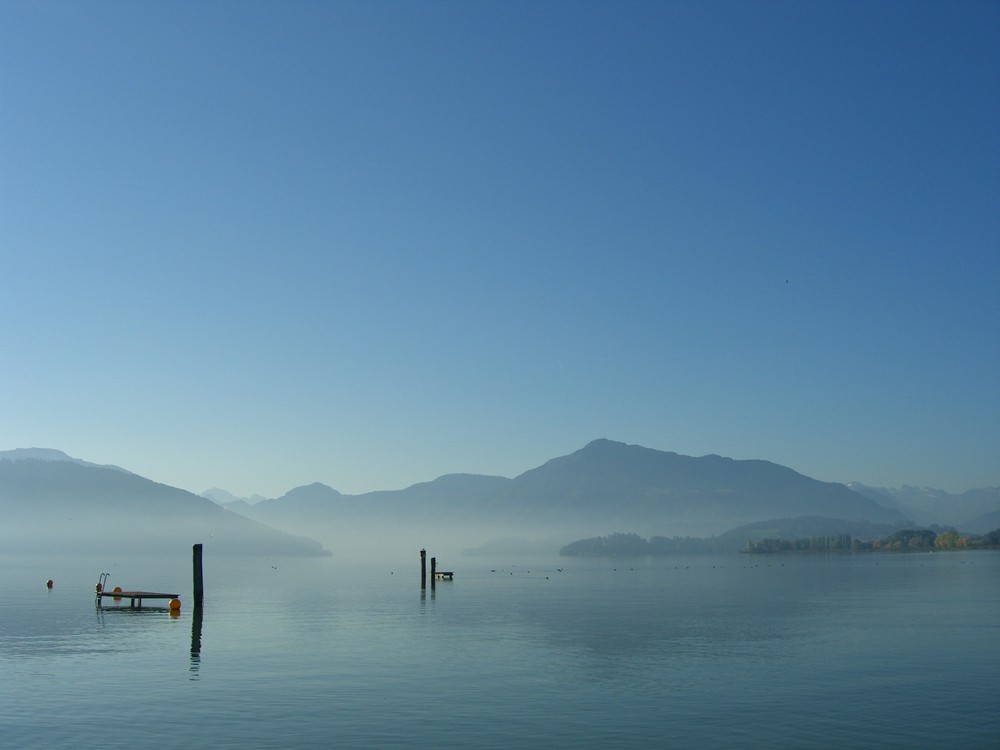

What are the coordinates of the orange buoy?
(169, 598, 182, 611)
(46, 579, 54, 589)
(112, 586, 122, 593)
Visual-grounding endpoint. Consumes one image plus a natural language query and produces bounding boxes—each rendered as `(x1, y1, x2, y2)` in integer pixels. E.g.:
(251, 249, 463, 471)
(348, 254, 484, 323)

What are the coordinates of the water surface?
(2, 550, 997, 748)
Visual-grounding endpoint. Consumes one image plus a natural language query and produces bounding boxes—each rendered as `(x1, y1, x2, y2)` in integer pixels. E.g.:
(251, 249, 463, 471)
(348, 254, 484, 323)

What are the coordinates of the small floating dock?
(96, 590, 180, 609)
(92, 545, 203, 613)
(434, 571, 454, 580)
(95, 573, 179, 610)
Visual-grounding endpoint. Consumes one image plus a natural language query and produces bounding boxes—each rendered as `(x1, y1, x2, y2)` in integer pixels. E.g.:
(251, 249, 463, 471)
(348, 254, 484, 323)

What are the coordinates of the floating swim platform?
(95, 573, 180, 610)
(96, 590, 180, 609)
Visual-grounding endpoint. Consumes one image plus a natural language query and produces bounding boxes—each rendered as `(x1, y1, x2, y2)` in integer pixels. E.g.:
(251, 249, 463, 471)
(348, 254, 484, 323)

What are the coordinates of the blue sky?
(2, 1, 997, 497)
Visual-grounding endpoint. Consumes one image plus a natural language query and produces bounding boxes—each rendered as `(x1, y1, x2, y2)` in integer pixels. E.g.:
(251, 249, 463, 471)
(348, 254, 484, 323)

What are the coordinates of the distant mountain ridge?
(201, 487, 269, 508)
(0, 447, 130, 473)
(6, 441, 994, 559)
(0, 454, 329, 556)
(235, 439, 909, 543)
(848, 482, 1000, 532)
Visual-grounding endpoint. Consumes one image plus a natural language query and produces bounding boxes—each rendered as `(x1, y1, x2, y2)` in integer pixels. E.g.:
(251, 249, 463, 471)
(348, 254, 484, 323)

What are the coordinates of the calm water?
(1, 549, 998, 748)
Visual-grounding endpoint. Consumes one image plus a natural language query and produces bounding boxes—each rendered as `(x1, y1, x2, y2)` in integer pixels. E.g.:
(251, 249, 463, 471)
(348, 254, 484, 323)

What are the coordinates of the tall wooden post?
(431, 556, 437, 589)
(420, 548, 427, 589)
(193, 543, 204, 607)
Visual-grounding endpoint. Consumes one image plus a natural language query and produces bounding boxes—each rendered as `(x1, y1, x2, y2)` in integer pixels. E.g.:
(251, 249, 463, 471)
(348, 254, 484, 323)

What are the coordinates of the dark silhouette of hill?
(269, 482, 346, 510)
(559, 517, 907, 557)
(963, 509, 1000, 535)
(491, 440, 905, 530)
(0, 456, 329, 556)
(238, 439, 906, 545)
(716, 516, 904, 548)
(560, 517, 914, 557)
(249, 474, 511, 525)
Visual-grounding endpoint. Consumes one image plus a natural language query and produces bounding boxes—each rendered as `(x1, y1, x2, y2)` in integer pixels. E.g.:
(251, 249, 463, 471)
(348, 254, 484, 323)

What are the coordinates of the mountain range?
(3, 441, 997, 559)
(847, 482, 1000, 533)
(0, 450, 329, 556)
(214, 439, 919, 553)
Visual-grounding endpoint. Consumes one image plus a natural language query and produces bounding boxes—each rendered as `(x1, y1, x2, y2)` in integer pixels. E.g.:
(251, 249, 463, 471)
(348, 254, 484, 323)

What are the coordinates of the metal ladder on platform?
(96, 572, 111, 607)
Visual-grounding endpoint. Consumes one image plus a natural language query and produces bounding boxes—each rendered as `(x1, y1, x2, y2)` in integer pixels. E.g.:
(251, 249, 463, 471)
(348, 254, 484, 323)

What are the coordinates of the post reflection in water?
(189, 605, 203, 680)
(419, 586, 437, 612)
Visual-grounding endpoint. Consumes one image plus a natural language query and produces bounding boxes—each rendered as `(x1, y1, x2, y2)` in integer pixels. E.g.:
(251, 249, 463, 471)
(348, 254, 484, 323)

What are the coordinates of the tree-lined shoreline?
(560, 528, 1000, 557)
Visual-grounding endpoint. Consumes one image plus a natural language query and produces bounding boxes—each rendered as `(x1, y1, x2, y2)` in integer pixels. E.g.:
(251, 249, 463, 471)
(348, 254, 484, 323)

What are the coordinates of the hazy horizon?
(3, 2, 997, 499)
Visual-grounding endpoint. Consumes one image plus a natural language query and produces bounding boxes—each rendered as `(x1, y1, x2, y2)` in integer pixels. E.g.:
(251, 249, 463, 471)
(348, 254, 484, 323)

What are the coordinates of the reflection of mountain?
(238, 439, 906, 543)
(848, 483, 1000, 532)
(0, 456, 329, 556)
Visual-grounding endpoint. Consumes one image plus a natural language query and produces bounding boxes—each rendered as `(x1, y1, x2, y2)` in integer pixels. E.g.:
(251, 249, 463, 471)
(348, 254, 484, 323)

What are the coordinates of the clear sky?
(2, 1, 997, 498)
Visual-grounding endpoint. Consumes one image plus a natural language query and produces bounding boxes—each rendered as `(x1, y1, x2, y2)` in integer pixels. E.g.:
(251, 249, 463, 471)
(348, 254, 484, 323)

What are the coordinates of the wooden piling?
(420, 548, 427, 589)
(431, 556, 437, 589)
(193, 543, 204, 606)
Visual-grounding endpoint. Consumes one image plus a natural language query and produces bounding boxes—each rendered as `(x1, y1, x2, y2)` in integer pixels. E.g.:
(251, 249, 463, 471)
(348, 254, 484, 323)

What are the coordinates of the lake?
(2, 548, 998, 748)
